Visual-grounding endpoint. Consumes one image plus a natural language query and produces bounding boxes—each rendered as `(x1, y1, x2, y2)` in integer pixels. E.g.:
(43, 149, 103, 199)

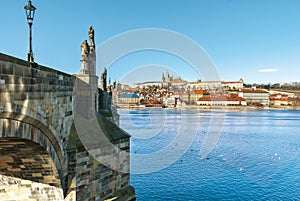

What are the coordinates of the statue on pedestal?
(89, 26, 95, 51)
(101, 67, 107, 92)
(79, 26, 96, 75)
(80, 40, 90, 61)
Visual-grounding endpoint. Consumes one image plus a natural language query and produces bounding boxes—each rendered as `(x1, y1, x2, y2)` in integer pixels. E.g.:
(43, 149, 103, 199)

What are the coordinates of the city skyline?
(1, 0, 299, 84)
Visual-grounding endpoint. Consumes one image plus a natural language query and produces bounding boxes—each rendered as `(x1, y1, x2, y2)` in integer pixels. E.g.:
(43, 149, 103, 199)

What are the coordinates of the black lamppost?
(24, 0, 36, 63)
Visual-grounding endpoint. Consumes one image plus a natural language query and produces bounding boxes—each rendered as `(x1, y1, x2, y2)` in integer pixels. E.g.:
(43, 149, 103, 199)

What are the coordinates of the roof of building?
(222, 81, 243, 84)
(270, 94, 289, 101)
(189, 81, 222, 85)
(222, 78, 244, 85)
(240, 89, 268, 93)
(270, 97, 289, 101)
(168, 79, 188, 83)
(198, 95, 246, 102)
(193, 90, 205, 94)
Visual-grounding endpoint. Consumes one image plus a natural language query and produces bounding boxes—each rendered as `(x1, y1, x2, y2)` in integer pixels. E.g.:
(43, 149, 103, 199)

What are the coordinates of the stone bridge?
(0, 29, 135, 201)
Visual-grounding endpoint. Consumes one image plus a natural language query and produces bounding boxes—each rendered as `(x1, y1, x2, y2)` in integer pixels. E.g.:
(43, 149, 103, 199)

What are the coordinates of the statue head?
(89, 26, 94, 34)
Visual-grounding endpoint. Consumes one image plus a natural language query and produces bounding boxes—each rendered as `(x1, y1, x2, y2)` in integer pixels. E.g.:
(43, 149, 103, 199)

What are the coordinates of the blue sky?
(1, 0, 300, 85)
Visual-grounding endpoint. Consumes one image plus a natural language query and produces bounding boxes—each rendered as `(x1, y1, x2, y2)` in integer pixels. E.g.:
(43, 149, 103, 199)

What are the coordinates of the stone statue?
(113, 80, 116, 89)
(80, 40, 90, 61)
(88, 26, 95, 50)
(101, 67, 107, 91)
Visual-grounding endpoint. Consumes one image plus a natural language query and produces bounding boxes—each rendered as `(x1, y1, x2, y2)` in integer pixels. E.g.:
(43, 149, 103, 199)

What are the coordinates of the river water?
(118, 109, 300, 200)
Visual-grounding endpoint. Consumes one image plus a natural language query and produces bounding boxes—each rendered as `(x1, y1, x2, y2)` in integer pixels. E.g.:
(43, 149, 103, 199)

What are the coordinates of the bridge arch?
(0, 111, 67, 193)
(0, 137, 64, 200)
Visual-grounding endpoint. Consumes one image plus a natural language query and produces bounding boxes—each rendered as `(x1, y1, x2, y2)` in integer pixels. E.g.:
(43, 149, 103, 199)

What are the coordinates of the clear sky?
(1, 0, 300, 85)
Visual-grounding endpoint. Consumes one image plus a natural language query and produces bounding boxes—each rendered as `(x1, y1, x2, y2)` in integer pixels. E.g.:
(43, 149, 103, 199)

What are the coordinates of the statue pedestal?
(75, 49, 98, 120)
(73, 74, 99, 120)
(79, 60, 90, 75)
(79, 50, 95, 76)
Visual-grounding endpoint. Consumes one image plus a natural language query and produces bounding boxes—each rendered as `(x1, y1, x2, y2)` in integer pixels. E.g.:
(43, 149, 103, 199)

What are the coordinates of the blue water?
(118, 109, 300, 200)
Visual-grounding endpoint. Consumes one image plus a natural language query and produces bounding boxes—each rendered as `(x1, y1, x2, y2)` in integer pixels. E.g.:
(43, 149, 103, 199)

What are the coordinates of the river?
(118, 109, 300, 200)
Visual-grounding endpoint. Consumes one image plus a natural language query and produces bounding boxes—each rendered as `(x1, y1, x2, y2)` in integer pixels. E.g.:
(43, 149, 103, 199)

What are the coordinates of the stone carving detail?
(80, 40, 90, 61)
(89, 26, 95, 51)
(80, 26, 96, 75)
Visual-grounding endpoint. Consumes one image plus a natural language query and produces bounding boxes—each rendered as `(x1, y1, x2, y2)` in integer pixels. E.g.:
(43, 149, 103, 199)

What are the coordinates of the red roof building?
(222, 78, 244, 91)
(269, 94, 290, 106)
(238, 88, 269, 106)
(197, 94, 247, 106)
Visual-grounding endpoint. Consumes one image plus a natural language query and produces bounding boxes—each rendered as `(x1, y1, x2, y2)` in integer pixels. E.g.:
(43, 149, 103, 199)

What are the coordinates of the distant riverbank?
(182, 105, 300, 111)
(115, 103, 300, 111)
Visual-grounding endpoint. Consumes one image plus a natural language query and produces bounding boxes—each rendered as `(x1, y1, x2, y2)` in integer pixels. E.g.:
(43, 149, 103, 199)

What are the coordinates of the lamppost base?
(28, 52, 34, 63)
(27, 53, 31, 62)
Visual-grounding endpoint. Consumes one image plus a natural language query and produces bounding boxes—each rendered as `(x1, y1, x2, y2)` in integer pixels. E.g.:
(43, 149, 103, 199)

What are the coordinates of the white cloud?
(258, 68, 279, 73)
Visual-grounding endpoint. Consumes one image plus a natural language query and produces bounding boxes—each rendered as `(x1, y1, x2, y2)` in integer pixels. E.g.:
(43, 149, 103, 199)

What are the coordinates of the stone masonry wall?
(0, 53, 75, 192)
(67, 130, 135, 201)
